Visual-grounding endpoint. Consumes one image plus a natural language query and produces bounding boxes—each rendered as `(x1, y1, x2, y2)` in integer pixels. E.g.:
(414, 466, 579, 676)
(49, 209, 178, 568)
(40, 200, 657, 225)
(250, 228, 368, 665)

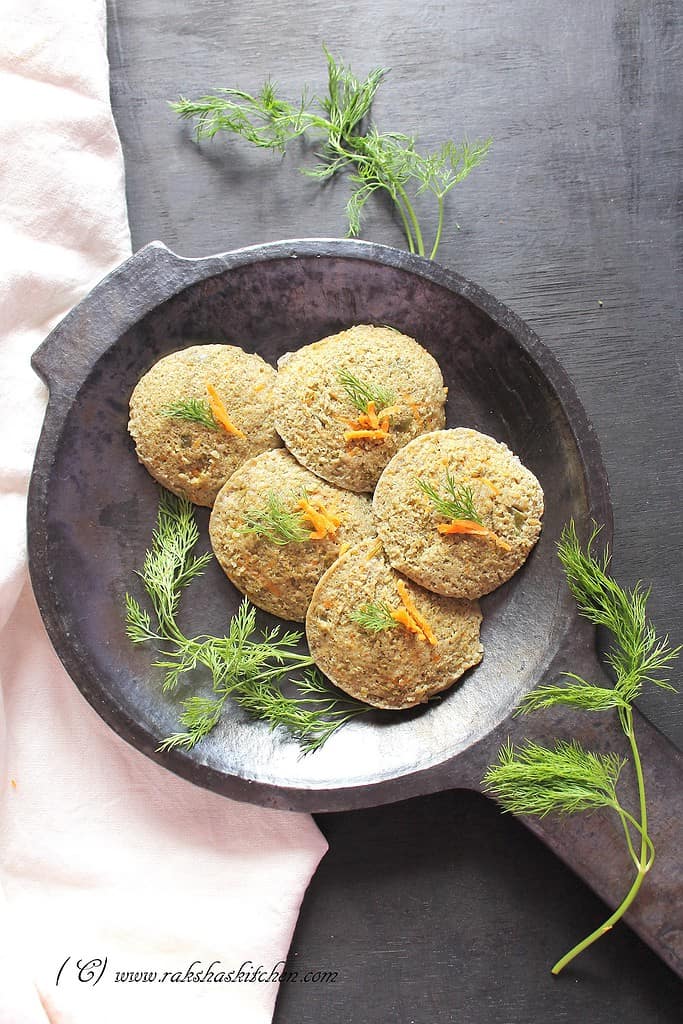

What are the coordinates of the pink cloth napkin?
(0, 3, 328, 1022)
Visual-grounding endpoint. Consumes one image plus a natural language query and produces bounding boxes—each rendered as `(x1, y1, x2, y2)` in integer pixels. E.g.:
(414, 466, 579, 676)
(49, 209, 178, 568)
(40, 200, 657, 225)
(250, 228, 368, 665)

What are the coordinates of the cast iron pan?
(28, 239, 682, 975)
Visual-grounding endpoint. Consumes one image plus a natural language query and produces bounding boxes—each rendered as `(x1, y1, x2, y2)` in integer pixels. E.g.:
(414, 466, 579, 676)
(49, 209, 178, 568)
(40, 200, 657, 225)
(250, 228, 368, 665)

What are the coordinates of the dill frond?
(337, 368, 396, 413)
(350, 601, 397, 633)
(482, 518, 680, 974)
(417, 472, 482, 524)
(124, 594, 156, 644)
(171, 81, 319, 150)
(483, 739, 625, 817)
(161, 398, 218, 430)
(233, 668, 371, 755)
(170, 47, 490, 259)
(126, 491, 369, 754)
(558, 521, 680, 703)
(515, 677, 628, 715)
(240, 492, 310, 545)
(133, 491, 213, 637)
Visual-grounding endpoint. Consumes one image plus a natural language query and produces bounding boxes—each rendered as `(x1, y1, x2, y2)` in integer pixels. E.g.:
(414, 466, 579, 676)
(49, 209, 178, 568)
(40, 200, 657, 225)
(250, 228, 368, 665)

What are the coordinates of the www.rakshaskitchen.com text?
(56, 957, 337, 987)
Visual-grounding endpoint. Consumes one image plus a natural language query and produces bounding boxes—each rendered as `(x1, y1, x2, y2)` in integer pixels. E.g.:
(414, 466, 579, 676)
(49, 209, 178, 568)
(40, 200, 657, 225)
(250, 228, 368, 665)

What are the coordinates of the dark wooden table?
(108, 1, 682, 1019)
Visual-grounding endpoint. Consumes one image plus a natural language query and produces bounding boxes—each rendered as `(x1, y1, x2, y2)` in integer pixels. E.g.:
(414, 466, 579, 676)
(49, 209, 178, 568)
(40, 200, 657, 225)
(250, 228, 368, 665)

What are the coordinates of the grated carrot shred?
(365, 539, 383, 561)
(344, 428, 390, 442)
(479, 477, 500, 496)
(344, 400, 392, 442)
(206, 382, 246, 437)
(297, 498, 340, 540)
(437, 519, 511, 552)
(396, 579, 438, 646)
(390, 608, 426, 639)
(405, 399, 423, 428)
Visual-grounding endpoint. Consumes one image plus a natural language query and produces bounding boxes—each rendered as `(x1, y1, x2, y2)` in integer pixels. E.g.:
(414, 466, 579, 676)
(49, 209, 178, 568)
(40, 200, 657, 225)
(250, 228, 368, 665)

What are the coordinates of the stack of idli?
(128, 325, 544, 710)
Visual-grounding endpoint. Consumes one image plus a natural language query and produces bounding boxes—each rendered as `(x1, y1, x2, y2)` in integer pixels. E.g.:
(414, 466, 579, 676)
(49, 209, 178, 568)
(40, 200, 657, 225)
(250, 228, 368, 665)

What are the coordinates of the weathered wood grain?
(107, 0, 682, 1018)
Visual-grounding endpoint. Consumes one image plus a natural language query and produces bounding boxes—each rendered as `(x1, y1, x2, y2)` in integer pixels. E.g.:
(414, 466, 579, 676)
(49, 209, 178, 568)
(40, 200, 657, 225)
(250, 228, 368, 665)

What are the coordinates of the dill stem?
(615, 807, 641, 870)
(614, 805, 654, 871)
(244, 660, 316, 684)
(396, 184, 425, 256)
(552, 711, 653, 976)
(429, 194, 445, 260)
(551, 863, 648, 976)
(624, 710, 648, 863)
(394, 196, 416, 252)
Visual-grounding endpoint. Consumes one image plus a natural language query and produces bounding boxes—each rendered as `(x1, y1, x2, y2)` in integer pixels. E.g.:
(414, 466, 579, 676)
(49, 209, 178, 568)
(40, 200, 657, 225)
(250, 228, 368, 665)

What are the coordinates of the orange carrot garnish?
(206, 382, 246, 437)
(297, 498, 340, 540)
(396, 579, 438, 646)
(390, 608, 426, 639)
(344, 400, 393, 442)
(343, 428, 390, 442)
(365, 539, 383, 561)
(437, 519, 511, 552)
(405, 399, 424, 428)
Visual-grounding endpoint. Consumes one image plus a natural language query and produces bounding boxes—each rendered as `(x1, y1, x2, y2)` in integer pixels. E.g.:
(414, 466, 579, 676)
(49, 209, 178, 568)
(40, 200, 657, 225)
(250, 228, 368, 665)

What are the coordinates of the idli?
(128, 344, 281, 506)
(209, 449, 376, 621)
(274, 325, 447, 493)
(373, 428, 544, 598)
(306, 538, 483, 709)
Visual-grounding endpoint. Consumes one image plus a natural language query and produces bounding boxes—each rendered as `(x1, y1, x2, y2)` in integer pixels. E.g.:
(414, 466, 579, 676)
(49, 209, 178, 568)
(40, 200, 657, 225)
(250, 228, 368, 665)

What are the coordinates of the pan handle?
(461, 644, 683, 977)
(30, 242, 212, 394)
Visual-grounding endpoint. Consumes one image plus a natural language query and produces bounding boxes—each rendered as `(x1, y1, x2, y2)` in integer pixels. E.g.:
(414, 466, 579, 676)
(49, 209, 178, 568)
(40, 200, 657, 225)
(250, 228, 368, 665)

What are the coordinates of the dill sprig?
(350, 601, 398, 633)
(417, 472, 482, 524)
(337, 368, 396, 413)
(483, 519, 679, 975)
(171, 46, 491, 260)
(557, 522, 680, 708)
(231, 667, 371, 754)
(240, 492, 310, 545)
(126, 491, 371, 754)
(161, 398, 218, 430)
(482, 739, 626, 817)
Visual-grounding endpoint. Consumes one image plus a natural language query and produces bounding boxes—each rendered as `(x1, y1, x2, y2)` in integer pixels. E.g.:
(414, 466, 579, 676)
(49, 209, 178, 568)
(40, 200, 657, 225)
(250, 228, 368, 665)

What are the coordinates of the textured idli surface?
(128, 344, 280, 506)
(209, 449, 376, 621)
(306, 539, 483, 709)
(373, 428, 544, 599)
(274, 325, 447, 493)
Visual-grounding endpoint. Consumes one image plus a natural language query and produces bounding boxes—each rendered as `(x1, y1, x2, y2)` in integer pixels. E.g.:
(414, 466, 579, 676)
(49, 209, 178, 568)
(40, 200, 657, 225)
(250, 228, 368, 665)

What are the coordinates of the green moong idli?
(128, 343, 281, 506)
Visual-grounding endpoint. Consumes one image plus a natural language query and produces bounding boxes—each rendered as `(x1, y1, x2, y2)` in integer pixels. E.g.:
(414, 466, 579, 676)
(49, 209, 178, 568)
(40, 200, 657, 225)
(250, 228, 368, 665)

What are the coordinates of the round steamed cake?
(209, 448, 376, 621)
(373, 428, 544, 599)
(306, 538, 483, 709)
(273, 325, 447, 493)
(128, 344, 281, 506)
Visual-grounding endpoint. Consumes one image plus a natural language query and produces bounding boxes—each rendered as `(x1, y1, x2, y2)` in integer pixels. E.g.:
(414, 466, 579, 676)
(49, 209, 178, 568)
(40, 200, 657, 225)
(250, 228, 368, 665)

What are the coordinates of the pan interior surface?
(40, 252, 592, 792)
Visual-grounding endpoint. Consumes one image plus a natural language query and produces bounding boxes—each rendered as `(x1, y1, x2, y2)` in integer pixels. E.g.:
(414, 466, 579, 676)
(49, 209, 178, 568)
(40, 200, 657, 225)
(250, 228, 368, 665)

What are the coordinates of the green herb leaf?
(515, 675, 629, 715)
(350, 601, 398, 633)
(482, 518, 680, 975)
(417, 472, 482, 524)
(240, 492, 310, 545)
(161, 398, 218, 430)
(483, 738, 625, 817)
(337, 368, 396, 413)
(558, 521, 680, 703)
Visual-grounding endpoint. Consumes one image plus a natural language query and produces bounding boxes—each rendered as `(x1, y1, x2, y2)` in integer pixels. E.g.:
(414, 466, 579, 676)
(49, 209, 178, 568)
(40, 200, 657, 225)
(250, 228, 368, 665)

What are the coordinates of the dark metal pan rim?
(28, 237, 612, 812)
